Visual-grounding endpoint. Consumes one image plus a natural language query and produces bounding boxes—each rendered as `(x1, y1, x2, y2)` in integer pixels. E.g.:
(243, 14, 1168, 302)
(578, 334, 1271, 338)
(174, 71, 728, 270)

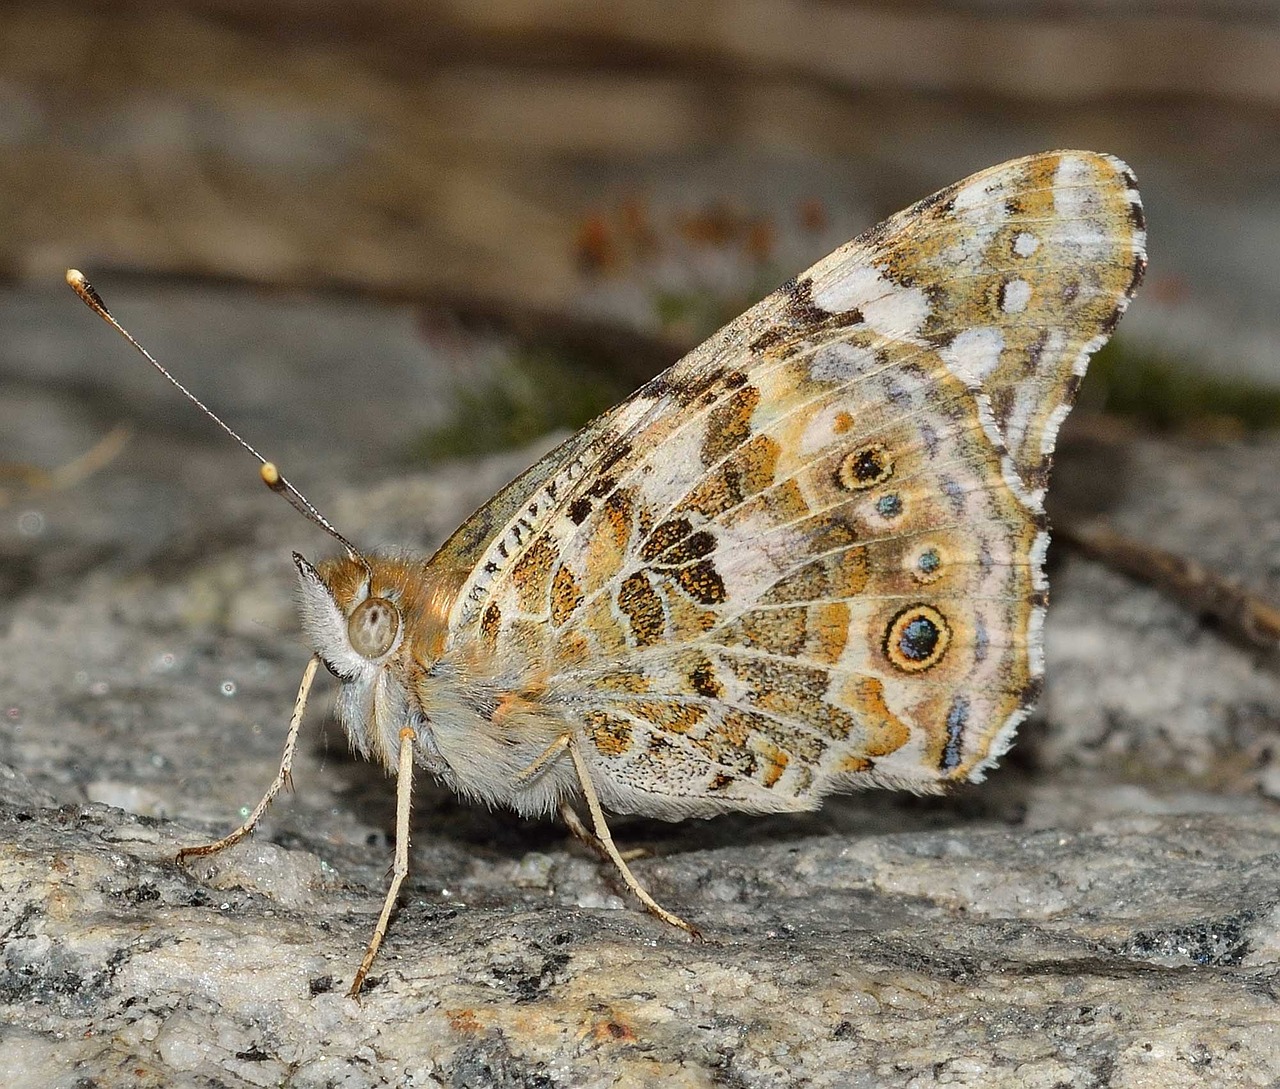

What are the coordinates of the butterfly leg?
(558, 802, 649, 863)
(563, 733, 701, 940)
(348, 725, 417, 998)
(515, 740, 629, 856)
(513, 734, 570, 783)
(177, 654, 319, 864)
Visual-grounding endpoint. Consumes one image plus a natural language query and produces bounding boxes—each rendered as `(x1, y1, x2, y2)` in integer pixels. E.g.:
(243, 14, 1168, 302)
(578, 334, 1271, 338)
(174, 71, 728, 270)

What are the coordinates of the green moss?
(1085, 340, 1280, 430)
(406, 345, 629, 463)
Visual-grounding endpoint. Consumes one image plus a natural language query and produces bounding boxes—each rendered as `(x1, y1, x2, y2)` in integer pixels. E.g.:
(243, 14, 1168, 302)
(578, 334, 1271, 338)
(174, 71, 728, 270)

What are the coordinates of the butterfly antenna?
(66, 269, 369, 571)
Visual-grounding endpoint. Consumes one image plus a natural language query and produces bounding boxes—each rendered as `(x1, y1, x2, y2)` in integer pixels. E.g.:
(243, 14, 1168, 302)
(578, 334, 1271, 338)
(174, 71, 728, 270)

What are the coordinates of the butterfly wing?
(436, 150, 1145, 817)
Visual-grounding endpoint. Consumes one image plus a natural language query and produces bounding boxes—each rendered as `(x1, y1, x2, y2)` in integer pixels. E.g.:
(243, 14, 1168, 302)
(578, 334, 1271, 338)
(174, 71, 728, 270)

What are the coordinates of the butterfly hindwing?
(435, 150, 1145, 817)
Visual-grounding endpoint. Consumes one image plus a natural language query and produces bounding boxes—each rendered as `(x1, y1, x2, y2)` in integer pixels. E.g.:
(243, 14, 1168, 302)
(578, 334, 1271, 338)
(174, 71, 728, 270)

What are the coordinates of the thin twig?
(1058, 520, 1280, 653)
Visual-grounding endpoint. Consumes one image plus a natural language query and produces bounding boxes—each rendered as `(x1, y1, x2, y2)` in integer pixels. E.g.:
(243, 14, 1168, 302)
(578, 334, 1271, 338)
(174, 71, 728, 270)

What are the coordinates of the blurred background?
(2, 0, 1279, 583)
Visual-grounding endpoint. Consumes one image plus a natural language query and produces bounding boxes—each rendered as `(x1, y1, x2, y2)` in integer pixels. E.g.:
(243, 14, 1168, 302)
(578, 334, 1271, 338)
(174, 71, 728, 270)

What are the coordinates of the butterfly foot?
(639, 897, 702, 942)
(176, 831, 243, 865)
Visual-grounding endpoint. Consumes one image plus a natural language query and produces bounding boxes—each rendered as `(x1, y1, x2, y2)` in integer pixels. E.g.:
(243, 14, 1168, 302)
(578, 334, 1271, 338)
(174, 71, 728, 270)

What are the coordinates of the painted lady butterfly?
(70, 149, 1146, 996)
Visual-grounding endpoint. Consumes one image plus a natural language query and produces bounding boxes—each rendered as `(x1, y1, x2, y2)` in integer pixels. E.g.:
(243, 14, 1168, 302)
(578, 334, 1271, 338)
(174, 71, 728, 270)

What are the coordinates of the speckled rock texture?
(3, 349, 1280, 1085)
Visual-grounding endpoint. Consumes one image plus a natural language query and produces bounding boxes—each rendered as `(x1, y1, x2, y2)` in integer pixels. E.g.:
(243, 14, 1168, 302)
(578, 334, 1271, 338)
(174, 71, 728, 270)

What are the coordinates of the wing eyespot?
(883, 604, 951, 673)
(875, 493, 903, 519)
(909, 545, 946, 584)
(837, 444, 894, 491)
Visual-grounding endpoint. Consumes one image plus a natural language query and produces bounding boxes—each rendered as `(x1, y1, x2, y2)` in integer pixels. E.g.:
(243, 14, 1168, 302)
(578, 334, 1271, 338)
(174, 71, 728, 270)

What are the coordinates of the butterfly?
(69, 149, 1146, 997)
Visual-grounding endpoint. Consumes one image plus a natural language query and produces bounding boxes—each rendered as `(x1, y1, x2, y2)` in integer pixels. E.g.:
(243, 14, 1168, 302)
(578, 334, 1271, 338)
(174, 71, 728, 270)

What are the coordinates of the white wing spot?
(612, 396, 658, 432)
(1052, 154, 1096, 216)
(812, 264, 929, 339)
(1072, 332, 1107, 377)
(862, 284, 930, 340)
(953, 175, 1008, 216)
(1039, 402, 1073, 458)
(939, 327, 1005, 385)
(1027, 604, 1047, 676)
(1013, 231, 1039, 257)
(1030, 529, 1051, 592)
(1001, 279, 1031, 314)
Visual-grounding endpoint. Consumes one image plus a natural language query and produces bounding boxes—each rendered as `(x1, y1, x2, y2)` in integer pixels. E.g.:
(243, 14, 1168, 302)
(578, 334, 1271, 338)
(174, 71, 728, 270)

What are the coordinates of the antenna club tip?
(66, 268, 109, 316)
(260, 461, 282, 487)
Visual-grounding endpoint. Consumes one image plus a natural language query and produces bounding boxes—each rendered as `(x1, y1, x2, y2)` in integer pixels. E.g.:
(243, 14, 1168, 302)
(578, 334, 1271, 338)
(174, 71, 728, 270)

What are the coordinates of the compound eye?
(347, 597, 400, 659)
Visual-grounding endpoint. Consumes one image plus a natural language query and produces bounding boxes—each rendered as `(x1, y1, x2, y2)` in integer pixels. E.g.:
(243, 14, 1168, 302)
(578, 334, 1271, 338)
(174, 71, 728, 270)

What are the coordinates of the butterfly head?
(292, 550, 465, 765)
(292, 552, 406, 680)
(293, 551, 412, 767)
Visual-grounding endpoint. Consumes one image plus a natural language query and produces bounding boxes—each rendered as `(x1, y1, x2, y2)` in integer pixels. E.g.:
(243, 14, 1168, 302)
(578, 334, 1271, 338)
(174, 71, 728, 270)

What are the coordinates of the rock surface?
(2, 404, 1280, 1086)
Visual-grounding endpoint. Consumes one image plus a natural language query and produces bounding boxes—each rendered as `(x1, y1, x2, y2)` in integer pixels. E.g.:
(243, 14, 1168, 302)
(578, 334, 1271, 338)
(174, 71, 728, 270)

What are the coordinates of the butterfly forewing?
(432, 150, 1145, 818)
(811, 150, 1146, 493)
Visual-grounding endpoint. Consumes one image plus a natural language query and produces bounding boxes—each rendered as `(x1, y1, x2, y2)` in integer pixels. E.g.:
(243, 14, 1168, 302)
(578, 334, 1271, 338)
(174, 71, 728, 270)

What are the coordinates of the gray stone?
(1046, 434, 1280, 796)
